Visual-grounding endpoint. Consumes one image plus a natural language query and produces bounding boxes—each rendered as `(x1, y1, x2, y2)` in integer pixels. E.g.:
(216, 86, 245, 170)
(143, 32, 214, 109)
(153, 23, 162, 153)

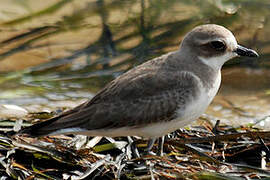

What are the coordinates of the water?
(0, 0, 269, 127)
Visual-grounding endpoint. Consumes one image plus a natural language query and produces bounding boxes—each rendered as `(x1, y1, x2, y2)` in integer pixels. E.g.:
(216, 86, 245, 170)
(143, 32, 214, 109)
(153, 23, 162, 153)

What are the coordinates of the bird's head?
(180, 24, 259, 69)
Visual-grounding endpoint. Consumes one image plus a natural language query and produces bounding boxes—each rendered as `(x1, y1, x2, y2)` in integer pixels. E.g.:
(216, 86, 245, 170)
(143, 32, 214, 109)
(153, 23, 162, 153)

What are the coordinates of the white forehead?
(224, 33, 238, 50)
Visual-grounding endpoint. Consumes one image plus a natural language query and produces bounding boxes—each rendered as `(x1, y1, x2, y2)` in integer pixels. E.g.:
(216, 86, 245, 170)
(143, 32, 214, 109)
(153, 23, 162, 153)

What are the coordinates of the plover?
(19, 24, 258, 153)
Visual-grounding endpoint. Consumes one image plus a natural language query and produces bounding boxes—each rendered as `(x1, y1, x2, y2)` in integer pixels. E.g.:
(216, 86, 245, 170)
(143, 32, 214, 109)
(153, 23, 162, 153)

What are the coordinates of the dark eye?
(210, 40, 226, 51)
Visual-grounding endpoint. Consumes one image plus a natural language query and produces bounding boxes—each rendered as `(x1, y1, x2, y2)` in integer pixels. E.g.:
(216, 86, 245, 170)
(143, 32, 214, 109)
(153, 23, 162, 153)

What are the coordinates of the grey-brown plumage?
(20, 24, 258, 138)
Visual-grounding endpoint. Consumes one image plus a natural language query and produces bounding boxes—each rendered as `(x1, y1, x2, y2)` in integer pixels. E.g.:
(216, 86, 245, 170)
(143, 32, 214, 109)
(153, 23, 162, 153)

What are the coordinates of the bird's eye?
(210, 41, 226, 51)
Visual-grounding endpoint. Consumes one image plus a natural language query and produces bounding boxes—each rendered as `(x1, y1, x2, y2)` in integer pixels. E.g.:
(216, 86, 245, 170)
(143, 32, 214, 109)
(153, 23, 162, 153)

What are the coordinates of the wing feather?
(20, 53, 200, 136)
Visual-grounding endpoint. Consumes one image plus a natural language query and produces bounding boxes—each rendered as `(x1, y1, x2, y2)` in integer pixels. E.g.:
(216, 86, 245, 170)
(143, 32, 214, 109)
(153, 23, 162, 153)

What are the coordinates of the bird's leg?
(129, 137, 140, 158)
(146, 138, 156, 154)
(157, 136, 164, 156)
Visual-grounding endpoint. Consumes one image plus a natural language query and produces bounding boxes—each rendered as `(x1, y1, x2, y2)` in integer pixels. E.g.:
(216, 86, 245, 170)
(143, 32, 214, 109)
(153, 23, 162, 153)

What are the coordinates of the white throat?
(199, 52, 237, 70)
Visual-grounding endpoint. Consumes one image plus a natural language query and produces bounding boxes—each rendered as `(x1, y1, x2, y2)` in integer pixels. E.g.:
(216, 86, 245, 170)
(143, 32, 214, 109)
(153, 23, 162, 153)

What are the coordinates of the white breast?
(177, 70, 221, 123)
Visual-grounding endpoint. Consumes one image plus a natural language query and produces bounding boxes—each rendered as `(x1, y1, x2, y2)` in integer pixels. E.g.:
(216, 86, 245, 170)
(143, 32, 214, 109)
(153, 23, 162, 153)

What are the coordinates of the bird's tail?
(17, 116, 62, 137)
(16, 101, 94, 137)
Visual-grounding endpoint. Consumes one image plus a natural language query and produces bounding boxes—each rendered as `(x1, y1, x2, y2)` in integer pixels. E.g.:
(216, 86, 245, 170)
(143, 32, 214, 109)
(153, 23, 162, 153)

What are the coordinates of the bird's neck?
(198, 56, 225, 71)
(169, 50, 221, 90)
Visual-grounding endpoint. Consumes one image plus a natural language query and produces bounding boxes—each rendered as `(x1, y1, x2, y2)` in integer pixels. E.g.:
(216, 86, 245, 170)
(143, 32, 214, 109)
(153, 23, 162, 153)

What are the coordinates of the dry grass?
(0, 114, 270, 179)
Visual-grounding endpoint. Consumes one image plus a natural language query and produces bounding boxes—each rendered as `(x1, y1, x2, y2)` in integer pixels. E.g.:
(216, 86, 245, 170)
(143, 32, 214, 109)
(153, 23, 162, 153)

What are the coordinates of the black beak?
(234, 45, 259, 57)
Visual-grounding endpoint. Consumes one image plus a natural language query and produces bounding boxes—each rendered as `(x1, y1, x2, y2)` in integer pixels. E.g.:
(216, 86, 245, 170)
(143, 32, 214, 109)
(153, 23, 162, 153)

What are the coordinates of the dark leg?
(128, 136, 140, 158)
(146, 138, 156, 154)
(157, 136, 164, 156)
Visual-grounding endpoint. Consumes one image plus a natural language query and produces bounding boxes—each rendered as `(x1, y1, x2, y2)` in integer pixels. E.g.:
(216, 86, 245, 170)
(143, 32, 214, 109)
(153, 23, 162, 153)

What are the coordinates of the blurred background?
(0, 0, 269, 128)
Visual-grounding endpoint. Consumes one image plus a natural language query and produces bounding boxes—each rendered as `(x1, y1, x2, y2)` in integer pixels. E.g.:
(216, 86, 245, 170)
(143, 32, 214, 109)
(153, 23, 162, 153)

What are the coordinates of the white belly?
(53, 71, 221, 138)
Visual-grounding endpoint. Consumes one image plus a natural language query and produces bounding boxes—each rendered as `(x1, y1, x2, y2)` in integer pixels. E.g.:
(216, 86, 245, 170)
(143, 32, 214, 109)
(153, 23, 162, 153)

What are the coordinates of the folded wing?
(20, 56, 199, 136)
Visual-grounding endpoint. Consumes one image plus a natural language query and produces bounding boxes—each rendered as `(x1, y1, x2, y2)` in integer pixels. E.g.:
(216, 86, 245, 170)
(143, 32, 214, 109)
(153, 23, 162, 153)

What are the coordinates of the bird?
(18, 24, 258, 154)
